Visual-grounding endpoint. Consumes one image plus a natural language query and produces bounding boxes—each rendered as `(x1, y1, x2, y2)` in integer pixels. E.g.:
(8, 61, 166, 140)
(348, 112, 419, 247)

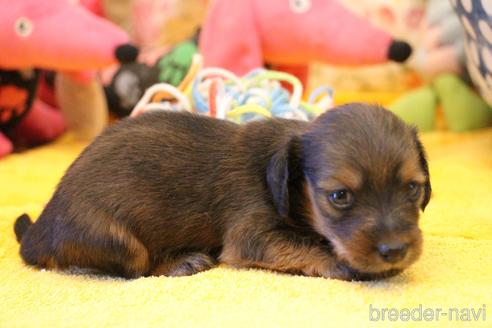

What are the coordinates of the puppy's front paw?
(324, 261, 361, 281)
(326, 262, 403, 281)
(355, 268, 403, 281)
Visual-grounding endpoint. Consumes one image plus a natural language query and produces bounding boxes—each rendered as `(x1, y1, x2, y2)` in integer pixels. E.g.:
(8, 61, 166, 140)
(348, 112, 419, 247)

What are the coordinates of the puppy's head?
(267, 103, 431, 275)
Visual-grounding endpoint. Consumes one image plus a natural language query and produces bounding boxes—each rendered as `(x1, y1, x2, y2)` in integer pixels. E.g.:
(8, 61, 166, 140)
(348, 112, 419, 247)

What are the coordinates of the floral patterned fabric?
(452, 0, 492, 106)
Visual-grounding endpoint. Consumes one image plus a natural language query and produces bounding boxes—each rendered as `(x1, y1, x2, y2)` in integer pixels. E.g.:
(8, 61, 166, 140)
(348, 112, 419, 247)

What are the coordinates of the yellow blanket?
(1, 129, 491, 327)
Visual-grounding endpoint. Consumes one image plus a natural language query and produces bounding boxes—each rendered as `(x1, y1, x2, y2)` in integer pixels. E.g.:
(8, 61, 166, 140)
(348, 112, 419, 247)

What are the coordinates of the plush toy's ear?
(199, 0, 262, 75)
(266, 137, 303, 218)
(412, 129, 432, 211)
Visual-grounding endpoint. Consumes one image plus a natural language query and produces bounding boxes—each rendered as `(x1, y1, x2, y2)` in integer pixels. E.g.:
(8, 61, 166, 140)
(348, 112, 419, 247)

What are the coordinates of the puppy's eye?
(328, 189, 354, 209)
(407, 182, 421, 201)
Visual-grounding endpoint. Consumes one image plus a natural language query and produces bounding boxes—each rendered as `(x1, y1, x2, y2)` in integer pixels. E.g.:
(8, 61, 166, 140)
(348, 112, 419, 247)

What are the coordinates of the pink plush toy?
(199, 0, 412, 85)
(0, 0, 134, 158)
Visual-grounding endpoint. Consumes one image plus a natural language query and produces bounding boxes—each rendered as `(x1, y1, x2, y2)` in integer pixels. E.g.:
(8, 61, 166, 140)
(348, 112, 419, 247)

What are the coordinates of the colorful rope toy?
(131, 55, 334, 123)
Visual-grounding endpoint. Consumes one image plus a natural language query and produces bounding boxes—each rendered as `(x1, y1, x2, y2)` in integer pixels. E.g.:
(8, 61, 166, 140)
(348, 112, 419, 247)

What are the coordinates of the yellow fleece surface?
(1, 128, 492, 328)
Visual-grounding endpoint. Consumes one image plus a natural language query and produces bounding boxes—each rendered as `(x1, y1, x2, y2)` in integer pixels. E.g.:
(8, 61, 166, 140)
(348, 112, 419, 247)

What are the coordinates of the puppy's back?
(57, 112, 239, 248)
(50, 112, 306, 253)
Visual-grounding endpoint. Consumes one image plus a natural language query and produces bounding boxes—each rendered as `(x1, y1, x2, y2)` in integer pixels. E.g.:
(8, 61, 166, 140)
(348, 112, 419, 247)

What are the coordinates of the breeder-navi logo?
(369, 304, 487, 322)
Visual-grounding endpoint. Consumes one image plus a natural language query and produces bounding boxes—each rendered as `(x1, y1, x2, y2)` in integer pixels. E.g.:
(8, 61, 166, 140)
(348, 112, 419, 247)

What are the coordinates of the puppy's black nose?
(377, 243, 408, 263)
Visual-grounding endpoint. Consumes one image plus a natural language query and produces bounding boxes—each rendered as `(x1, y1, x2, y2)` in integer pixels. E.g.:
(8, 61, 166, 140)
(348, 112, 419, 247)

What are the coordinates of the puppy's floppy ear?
(412, 129, 432, 211)
(266, 136, 303, 217)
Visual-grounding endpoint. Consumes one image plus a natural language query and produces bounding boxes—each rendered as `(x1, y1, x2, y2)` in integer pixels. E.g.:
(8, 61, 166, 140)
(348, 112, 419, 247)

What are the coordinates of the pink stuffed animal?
(0, 0, 134, 158)
(200, 0, 412, 84)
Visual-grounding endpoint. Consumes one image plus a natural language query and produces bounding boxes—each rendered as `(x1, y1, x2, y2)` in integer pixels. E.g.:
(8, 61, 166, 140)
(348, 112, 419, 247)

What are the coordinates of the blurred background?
(1, 0, 492, 156)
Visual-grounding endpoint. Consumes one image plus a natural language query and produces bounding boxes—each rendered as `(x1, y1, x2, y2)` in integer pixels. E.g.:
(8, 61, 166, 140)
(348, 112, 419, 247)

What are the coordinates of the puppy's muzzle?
(377, 242, 409, 264)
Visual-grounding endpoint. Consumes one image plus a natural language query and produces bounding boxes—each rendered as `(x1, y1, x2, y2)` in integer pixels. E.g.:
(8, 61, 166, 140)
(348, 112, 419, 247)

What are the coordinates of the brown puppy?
(14, 103, 431, 280)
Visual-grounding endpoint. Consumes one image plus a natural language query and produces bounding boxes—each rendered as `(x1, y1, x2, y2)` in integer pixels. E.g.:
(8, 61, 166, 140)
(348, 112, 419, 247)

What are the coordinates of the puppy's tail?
(14, 214, 33, 243)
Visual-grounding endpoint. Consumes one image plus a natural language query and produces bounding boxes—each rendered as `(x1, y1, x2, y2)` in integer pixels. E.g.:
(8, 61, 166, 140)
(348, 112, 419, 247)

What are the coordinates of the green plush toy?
(157, 39, 197, 87)
(390, 0, 492, 132)
(391, 74, 492, 132)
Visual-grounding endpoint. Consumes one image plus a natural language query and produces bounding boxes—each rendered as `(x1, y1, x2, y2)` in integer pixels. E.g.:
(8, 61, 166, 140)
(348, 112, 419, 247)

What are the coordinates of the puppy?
(14, 103, 431, 280)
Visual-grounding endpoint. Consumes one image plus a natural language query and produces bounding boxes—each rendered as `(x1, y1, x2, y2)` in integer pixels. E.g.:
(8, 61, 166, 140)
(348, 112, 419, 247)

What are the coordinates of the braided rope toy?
(131, 55, 334, 122)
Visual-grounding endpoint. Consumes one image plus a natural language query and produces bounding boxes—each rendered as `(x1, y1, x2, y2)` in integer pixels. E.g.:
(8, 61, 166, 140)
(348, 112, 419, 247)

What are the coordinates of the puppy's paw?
(324, 261, 361, 281)
(151, 252, 217, 277)
(354, 268, 403, 281)
(327, 262, 403, 281)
